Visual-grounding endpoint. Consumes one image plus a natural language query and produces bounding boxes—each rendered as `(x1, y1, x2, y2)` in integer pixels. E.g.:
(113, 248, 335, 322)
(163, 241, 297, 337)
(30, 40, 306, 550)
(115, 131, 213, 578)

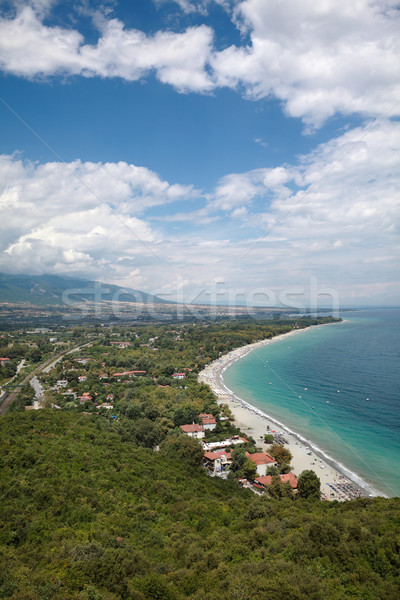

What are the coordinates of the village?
(0, 317, 348, 499)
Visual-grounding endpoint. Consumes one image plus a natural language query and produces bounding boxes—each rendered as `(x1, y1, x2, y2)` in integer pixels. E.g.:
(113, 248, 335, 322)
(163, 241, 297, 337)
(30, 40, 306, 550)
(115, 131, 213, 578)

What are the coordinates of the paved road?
(30, 375, 44, 400)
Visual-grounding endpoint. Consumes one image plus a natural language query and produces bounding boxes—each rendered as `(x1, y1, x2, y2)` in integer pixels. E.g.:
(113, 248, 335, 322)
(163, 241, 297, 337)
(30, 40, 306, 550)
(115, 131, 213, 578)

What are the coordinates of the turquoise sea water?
(223, 309, 400, 497)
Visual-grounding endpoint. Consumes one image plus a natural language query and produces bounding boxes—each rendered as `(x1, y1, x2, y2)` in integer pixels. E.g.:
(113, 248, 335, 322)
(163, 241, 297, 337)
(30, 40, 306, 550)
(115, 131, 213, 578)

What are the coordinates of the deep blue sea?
(223, 309, 400, 497)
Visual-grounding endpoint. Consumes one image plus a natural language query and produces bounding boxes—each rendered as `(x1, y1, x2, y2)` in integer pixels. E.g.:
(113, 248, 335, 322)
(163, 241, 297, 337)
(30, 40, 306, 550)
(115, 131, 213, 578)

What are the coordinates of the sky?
(0, 0, 399, 308)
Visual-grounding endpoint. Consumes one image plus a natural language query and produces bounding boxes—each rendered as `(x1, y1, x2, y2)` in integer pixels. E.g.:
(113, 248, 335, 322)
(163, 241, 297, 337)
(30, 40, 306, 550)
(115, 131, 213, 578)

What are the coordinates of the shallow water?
(223, 309, 400, 497)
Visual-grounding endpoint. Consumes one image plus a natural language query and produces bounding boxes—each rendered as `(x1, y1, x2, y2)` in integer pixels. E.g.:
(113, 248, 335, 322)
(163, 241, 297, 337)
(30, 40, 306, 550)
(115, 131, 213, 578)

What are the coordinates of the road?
(30, 375, 44, 400)
(0, 340, 95, 415)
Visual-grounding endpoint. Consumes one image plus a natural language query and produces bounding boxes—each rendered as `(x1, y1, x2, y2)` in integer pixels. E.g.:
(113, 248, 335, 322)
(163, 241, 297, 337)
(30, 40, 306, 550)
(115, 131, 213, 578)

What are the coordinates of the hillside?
(0, 410, 399, 600)
(0, 273, 170, 306)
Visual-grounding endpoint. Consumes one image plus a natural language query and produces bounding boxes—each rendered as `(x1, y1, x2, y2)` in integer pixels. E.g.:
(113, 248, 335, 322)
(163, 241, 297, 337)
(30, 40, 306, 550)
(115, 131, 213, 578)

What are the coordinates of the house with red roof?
(245, 452, 277, 476)
(78, 392, 93, 403)
(203, 450, 232, 473)
(112, 370, 147, 378)
(199, 413, 217, 431)
(254, 473, 298, 490)
(180, 423, 205, 439)
(172, 372, 186, 379)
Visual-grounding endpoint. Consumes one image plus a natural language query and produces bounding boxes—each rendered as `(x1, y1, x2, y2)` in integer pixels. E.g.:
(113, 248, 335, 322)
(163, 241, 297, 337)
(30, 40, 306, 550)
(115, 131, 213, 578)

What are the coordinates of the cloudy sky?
(0, 0, 399, 307)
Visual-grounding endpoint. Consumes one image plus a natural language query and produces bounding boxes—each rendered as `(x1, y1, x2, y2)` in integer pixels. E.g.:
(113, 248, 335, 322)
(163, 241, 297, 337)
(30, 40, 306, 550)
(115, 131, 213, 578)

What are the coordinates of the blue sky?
(0, 0, 399, 307)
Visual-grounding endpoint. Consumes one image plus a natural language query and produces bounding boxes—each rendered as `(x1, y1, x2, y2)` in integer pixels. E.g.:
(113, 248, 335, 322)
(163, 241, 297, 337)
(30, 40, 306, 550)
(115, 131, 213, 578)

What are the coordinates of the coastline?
(199, 324, 379, 501)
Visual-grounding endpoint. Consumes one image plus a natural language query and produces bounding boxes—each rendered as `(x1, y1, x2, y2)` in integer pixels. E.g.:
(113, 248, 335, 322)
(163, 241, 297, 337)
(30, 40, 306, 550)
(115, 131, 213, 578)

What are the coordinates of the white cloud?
(1, 2, 399, 125)
(0, 155, 196, 285)
(0, 6, 215, 92)
(212, 0, 400, 127)
(0, 120, 398, 304)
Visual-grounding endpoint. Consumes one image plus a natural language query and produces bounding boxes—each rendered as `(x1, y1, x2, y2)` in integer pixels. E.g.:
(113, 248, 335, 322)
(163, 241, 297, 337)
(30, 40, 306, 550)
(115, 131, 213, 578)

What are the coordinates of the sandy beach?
(199, 327, 369, 501)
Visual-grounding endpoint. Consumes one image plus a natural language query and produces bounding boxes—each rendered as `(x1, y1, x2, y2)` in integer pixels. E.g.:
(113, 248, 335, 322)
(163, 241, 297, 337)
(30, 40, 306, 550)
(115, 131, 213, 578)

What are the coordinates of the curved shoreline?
(199, 323, 385, 500)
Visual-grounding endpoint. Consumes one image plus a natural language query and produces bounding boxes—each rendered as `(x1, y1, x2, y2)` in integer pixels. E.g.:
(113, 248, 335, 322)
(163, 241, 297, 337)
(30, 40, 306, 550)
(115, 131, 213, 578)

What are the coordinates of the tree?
(172, 405, 198, 427)
(27, 348, 42, 363)
(161, 434, 204, 467)
(264, 433, 274, 444)
(297, 470, 321, 499)
(43, 390, 55, 409)
(268, 443, 292, 466)
(230, 447, 247, 474)
(243, 459, 257, 480)
(266, 465, 279, 476)
(267, 477, 294, 499)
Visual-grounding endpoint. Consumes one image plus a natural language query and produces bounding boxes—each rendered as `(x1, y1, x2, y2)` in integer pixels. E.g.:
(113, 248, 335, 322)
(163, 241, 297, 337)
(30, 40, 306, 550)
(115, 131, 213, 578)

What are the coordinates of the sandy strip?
(199, 327, 369, 501)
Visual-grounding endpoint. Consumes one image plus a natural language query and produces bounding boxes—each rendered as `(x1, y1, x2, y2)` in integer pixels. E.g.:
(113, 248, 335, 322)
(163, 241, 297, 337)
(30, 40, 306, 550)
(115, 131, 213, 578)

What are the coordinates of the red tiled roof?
(180, 424, 204, 433)
(204, 451, 232, 461)
(279, 473, 298, 488)
(254, 475, 272, 486)
(201, 417, 217, 425)
(112, 370, 146, 376)
(255, 473, 298, 489)
(246, 452, 277, 466)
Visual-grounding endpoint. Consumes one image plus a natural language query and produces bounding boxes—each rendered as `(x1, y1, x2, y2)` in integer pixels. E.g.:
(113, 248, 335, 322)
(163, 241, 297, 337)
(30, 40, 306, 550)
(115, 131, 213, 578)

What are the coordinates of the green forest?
(1, 411, 399, 600)
(1, 317, 399, 599)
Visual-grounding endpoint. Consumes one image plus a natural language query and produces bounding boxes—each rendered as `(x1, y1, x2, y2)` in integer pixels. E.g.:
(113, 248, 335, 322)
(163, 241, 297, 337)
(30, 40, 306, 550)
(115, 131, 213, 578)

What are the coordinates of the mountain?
(0, 273, 170, 306)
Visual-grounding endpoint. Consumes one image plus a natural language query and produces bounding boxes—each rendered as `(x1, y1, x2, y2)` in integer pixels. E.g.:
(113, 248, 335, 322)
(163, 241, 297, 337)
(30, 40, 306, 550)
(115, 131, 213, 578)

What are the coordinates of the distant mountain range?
(0, 273, 170, 306)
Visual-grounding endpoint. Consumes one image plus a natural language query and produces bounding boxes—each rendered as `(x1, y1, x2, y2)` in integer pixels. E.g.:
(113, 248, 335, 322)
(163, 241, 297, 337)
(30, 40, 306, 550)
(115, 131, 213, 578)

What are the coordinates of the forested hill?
(1, 411, 399, 600)
(0, 272, 170, 306)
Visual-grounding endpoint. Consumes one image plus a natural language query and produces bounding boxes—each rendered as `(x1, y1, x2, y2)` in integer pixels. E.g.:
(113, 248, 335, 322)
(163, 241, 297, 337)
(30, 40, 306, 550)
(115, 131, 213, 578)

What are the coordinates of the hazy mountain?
(0, 273, 170, 306)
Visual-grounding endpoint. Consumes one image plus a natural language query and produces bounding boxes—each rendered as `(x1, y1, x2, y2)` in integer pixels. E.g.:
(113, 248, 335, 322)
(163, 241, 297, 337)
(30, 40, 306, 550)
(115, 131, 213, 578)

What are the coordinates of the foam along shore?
(198, 326, 376, 501)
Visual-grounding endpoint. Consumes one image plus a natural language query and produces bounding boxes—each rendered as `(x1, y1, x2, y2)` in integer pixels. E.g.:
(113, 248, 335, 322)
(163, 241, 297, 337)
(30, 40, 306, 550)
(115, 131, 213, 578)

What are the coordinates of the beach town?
(198, 331, 368, 501)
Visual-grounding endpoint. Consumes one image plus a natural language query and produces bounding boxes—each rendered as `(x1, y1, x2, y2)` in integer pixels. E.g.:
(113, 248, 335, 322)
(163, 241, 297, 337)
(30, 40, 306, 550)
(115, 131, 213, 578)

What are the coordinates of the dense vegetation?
(0, 411, 399, 600)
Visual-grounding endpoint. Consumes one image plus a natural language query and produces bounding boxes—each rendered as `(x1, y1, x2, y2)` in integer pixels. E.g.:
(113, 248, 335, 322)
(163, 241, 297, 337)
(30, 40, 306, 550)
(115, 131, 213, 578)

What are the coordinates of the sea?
(222, 308, 400, 497)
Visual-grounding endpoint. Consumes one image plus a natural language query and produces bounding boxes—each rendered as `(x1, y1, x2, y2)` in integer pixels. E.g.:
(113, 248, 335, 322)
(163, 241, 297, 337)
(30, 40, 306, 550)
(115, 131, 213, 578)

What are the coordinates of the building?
(112, 370, 147, 378)
(203, 450, 232, 473)
(245, 452, 277, 476)
(56, 379, 68, 387)
(202, 436, 248, 451)
(78, 392, 93, 403)
(255, 473, 298, 490)
(199, 413, 217, 431)
(180, 423, 205, 439)
(172, 373, 186, 379)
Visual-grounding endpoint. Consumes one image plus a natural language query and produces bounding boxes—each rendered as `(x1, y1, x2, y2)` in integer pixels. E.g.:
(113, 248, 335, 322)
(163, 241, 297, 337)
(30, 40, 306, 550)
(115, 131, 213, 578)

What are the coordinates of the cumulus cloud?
(213, 0, 400, 127)
(0, 1, 399, 125)
(0, 121, 398, 303)
(0, 155, 197, 286)
(0, 6, 214, 92)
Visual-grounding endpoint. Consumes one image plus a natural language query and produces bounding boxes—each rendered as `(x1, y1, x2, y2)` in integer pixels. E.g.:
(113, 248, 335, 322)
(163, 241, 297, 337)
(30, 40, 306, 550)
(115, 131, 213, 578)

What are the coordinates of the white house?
(204, 450, 232, 473)
(199, 413, 217, 431)
(245, 452, 277, 477)
(180, 423, 205, 439)
(172, 373, 186, 379)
